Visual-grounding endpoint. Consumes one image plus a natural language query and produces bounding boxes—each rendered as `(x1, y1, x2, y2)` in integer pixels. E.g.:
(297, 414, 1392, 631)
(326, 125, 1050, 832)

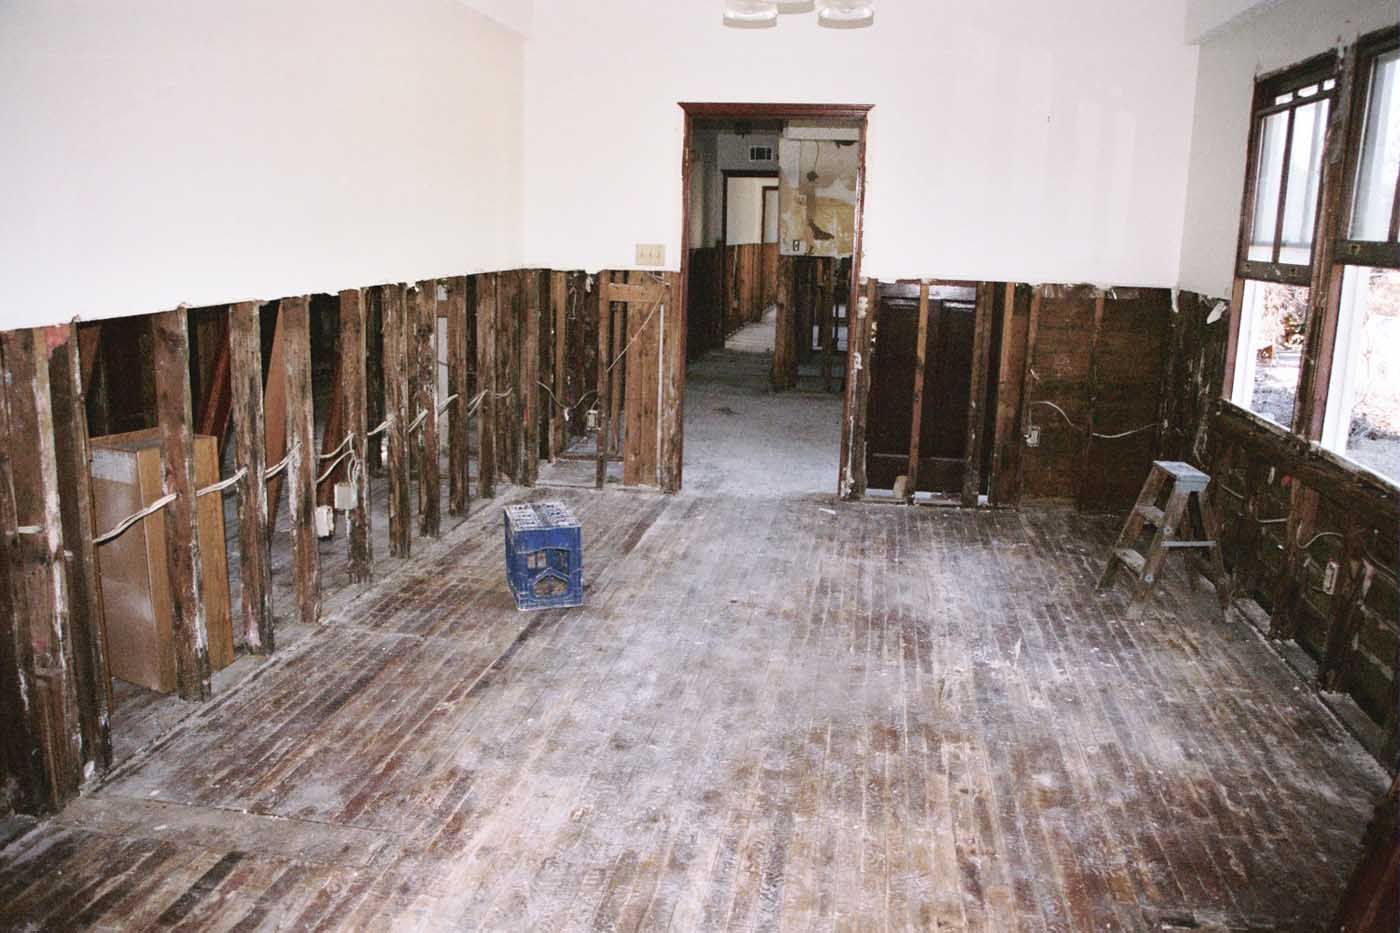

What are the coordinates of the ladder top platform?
(1152, 460, 1210, 489)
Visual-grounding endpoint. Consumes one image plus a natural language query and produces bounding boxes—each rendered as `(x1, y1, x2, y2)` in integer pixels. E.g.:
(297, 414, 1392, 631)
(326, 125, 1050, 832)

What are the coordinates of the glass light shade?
(817, 0, 874, 28)
(724, 0, 779, 27)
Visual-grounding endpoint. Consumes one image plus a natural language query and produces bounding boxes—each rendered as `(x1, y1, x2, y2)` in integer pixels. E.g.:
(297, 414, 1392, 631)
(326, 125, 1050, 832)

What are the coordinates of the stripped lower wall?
(0, 264, 682, 818)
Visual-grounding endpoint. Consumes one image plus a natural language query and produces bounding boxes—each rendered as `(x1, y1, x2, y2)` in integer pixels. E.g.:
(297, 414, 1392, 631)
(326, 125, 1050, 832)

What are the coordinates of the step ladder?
(1098, 460, 1231, 619)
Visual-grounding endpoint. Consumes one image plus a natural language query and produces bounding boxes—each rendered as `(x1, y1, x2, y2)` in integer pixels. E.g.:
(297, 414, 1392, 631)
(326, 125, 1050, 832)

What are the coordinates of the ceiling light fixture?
(816, 0, 874, 28)
(722, 0, 778, 28)
(723, 0, 872, 29)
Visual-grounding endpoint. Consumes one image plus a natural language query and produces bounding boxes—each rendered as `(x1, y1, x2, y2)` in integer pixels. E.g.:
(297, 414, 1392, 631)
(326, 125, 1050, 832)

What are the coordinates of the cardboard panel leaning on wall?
(0, 0, 525, 329)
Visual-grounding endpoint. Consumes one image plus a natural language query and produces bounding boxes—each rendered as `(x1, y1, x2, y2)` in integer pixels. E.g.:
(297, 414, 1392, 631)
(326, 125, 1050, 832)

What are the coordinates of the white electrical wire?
(1027, 400, 1157, 440)
(196, 467, 247, 498)
(92, 493, 177, 547)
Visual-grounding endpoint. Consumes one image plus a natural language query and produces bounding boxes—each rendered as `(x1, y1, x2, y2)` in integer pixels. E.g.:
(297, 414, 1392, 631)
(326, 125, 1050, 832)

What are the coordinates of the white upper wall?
(523, 0, 1200, 287)
(1176, 0, 1397, 298)
(0, 0, 525, 329)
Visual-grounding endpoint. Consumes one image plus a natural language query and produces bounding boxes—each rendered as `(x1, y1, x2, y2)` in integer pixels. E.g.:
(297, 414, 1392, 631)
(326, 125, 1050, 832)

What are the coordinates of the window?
(1348, 47, 1399, 242)
(1321, 267, 1400, 482)
(1231, 280, 1310, 427)
(1320, 32, 1400, 481)
(1238, 61, 1338, 281)
(1224, 28, 1400, 484)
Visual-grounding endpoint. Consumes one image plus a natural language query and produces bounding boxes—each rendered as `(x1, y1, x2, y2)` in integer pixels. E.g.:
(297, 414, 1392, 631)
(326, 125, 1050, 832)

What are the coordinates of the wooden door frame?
(760, 184, 780, 246)
(678, 102, 873, 495)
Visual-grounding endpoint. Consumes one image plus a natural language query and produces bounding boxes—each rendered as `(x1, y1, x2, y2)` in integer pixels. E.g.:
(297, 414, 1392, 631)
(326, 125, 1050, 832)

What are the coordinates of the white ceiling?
(1184, 0, 1280, 43)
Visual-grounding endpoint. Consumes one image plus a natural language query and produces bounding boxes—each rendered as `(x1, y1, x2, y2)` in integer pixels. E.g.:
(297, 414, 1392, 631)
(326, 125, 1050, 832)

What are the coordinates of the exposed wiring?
(436, 393, 460, 417)
(196, 467, 247, 498)
(316, 449, 354, 487)
(93, 493, 177, 547)
(318, 434, 353, 462)
(1027, 400, 1157, 440)
(1299, 530, 1344, 550)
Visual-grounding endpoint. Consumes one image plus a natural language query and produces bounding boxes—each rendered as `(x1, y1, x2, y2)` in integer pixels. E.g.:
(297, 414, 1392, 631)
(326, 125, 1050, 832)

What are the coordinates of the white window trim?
(1320, 270, 1367, 454)
(1231, 280, 1262, 408)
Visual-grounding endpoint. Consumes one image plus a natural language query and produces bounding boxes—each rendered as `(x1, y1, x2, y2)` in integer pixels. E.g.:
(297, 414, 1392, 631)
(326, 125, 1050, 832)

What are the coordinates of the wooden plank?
(383, 284, 413, 555)
(476, 274, 498, 500)
(365, 287, 385, 474)
(850, 280, 879, 498)
(446, 276, 470, 516)
(623, 286, 648, 487)
(315, 347, 345, 510)
(264, 306, 288, 533)
(606, 281, 668, 305)
(551, 271, 568, 462)
(47, 324, 112, 774)
(989, 284, 1025, 506)
(522, 270, 541, 487)
(660, 273, 684, 494)
(817, 259, 828, 389)
(608, 289, 624, 457)
(906, 282, 931, 496)
(1076, 291, 1108, 509)
(414, 281, 440, 539)
(771, 255, 794, 391)
(228, 302, 273, 651)
(1013, 289, 1044, 502)
(194, 316, 232, 458)
(962, 282, 996, 507)
(0, 334, 45, 812)
(596, 273, 611, 489)
(340, 289, 372, 582)
(1, 327, 83, 807)
(150, 309, 211, 701)
(282, 297, 321, 627)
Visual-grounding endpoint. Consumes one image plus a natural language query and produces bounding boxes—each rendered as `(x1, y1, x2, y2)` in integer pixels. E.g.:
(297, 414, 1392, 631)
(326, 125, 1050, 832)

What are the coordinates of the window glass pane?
(1278, 99, 1329, 264)
(1351, 48, 1400, 241)
(1323, 267, 1400, 483)
(1232, 280, 1309, 427)
(1249, 112, 1288, 260)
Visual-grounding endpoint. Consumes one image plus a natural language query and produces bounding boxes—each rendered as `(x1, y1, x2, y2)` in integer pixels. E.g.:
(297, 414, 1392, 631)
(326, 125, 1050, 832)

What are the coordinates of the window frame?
(1233, 52, 1340, 288)
(1223, 25, 1400, 478)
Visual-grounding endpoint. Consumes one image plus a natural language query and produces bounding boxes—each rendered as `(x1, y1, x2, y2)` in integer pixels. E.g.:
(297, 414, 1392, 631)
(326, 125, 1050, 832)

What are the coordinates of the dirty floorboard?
(0, 490, 1388, 930)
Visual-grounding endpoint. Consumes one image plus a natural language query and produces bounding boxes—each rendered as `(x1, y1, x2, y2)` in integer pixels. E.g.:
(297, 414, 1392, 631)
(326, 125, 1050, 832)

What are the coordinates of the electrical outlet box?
(334, 481, 357, 511)
(1026, 425, 1041, 448)
(314, 505, 336, 539)
(1322, 560, 1339, 595)
(635, 243, 665, 266)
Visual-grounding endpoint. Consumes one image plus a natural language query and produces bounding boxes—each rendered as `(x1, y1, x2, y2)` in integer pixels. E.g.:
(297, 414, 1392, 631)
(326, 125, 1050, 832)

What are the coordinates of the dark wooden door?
(865, 283, 977, 493)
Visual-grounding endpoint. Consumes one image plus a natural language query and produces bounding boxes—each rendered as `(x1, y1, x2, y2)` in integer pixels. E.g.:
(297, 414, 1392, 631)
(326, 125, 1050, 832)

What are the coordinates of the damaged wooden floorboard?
(0, 492, 1388, 930)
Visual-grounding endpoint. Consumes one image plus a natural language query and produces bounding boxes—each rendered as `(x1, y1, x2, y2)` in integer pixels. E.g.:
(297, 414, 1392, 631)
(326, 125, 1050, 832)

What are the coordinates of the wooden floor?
(0, 488, 1389, 930)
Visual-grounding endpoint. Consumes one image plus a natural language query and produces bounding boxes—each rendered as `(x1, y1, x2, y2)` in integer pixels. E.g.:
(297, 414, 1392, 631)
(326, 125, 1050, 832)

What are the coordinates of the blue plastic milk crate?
(503, 501, 583, 611)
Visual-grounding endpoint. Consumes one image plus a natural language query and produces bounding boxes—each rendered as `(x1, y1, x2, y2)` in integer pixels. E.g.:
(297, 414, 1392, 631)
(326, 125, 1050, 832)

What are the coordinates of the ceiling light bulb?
(817, 0, 873, 28)
(723, 0, 778, 27)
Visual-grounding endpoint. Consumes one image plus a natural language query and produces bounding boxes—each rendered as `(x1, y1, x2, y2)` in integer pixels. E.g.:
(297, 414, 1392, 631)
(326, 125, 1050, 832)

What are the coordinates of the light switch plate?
(635, 243, 665, 266)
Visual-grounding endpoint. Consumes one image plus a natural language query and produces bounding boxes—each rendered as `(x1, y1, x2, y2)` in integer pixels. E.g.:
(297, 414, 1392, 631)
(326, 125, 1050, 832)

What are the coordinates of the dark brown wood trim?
(680, 102, 873, 120)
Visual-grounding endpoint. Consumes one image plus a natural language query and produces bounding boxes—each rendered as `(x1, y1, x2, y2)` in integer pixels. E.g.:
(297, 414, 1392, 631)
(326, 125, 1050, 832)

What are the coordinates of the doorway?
(677, 103, 871, 497)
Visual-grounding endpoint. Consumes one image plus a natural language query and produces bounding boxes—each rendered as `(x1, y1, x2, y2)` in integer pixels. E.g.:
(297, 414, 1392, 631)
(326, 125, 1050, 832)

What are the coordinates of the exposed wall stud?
(151, 309, 211, 700)
(282, 297, 321, 625)
(340, 289, 372, 581)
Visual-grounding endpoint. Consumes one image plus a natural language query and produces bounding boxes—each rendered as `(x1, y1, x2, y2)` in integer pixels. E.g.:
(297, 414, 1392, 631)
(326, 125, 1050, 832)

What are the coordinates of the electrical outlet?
(1025, 425, 1040, 448)
(1322, 560, 1339, 595)
(635, 243, 665, 266)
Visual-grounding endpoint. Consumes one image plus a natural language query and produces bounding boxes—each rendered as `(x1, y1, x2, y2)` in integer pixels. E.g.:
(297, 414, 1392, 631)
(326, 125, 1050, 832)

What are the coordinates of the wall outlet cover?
(635, 243, 665, 266)
(1322, 560, 1339, 595)
(1026, 425, 1041, 448)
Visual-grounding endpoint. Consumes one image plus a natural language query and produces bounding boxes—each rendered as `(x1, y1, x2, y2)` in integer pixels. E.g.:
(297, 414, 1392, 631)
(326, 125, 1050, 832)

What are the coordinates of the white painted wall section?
(523, 0, 1200, 288)
(0, 0, 525, 328)
(1175, 0, 1397, 298)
